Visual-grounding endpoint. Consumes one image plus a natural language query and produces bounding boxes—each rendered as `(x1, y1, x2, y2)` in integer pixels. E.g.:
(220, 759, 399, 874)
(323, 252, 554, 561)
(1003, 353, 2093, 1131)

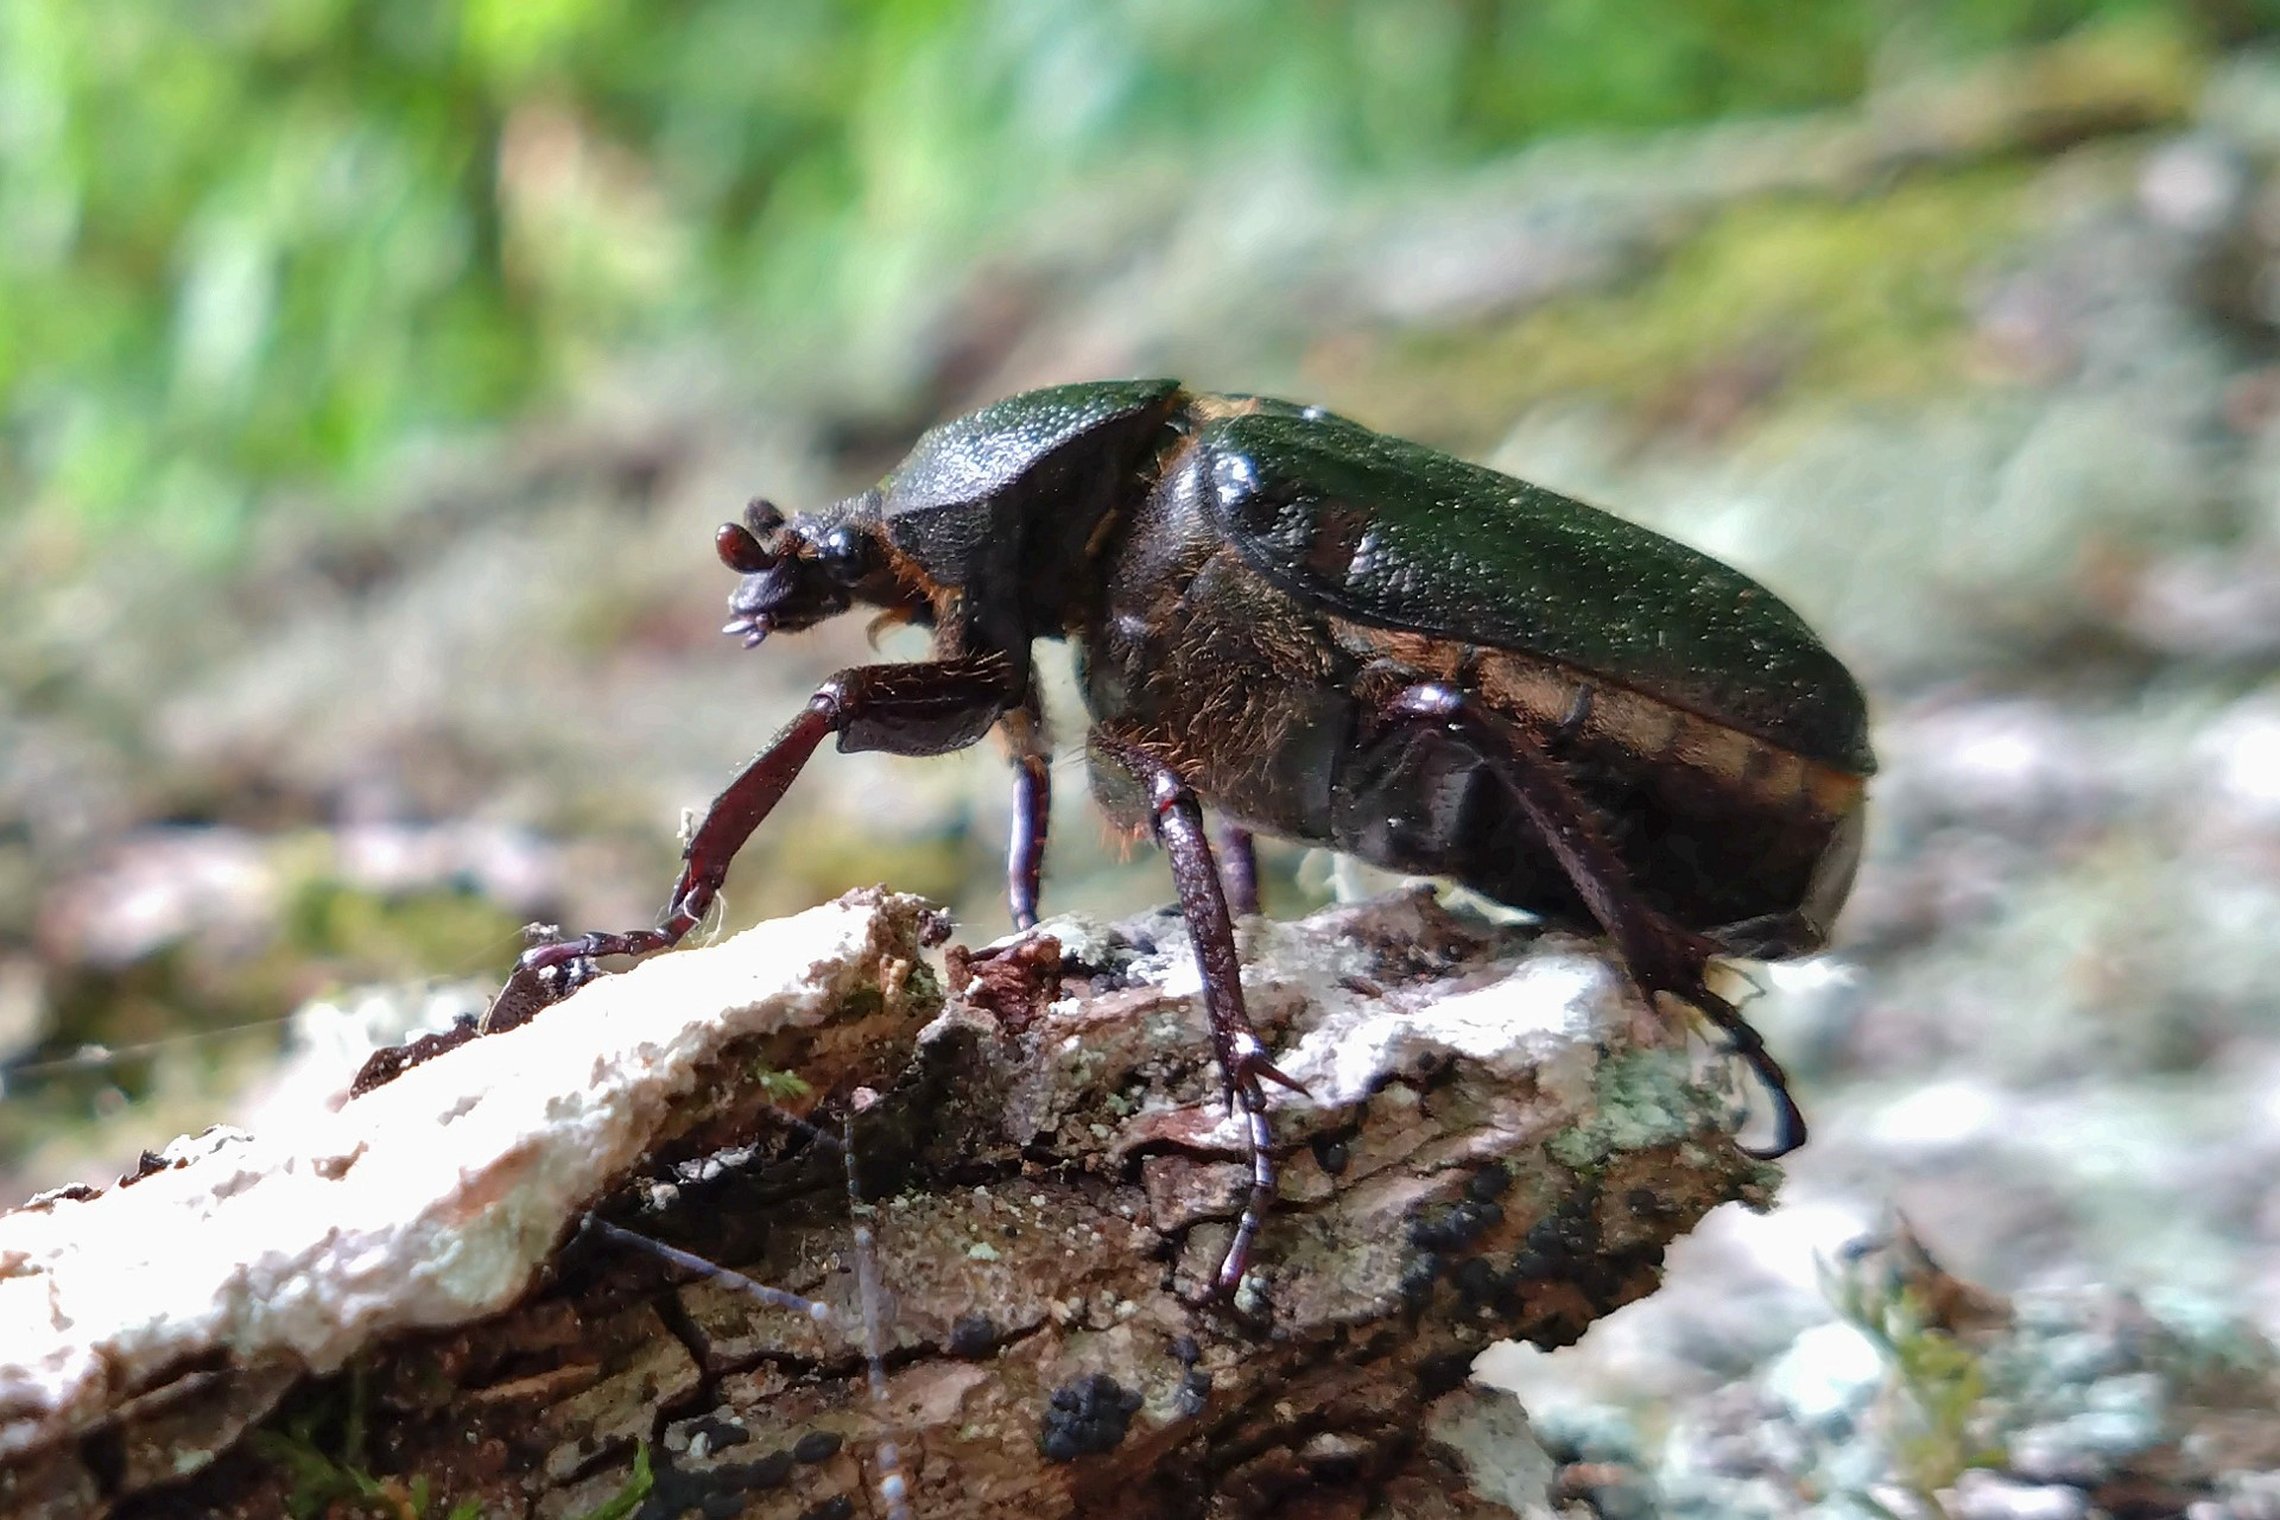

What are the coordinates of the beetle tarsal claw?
(1733, 1076, 1809, 1159)
(721, 615, 772, 648)
(1244, 1056, 1309, 1097)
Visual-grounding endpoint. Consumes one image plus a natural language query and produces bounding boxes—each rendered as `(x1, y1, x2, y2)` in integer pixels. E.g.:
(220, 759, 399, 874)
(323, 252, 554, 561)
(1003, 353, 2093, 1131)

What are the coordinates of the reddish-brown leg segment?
(1093, 734, 1306, 1294)
(1384, 680, 1806, 1159)
(495, 656, 1019, 1021)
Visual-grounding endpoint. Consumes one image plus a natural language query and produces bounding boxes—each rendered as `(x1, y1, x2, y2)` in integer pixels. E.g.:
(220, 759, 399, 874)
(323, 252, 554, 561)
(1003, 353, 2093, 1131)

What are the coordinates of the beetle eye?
(817, 524, 872, 584)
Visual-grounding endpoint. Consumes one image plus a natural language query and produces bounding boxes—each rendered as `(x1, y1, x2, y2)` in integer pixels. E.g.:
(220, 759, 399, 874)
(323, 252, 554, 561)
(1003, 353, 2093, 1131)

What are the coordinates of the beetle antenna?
(717, 499, 793, 575)
(716, 521, 780, 575)
(743, 497, 786, 537)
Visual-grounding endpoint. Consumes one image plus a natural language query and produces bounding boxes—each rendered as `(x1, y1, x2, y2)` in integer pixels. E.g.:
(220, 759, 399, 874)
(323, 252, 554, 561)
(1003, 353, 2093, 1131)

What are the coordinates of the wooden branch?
(0, 888, 1772, 1518)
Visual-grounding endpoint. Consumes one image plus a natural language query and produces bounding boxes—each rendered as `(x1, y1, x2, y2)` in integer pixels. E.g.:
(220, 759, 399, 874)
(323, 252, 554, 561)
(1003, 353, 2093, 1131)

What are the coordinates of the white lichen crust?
(0, 891, 940, 1470)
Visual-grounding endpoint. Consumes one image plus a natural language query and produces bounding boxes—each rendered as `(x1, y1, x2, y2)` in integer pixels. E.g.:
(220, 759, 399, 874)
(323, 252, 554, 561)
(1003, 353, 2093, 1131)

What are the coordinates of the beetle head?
(715, 495, 884, 648)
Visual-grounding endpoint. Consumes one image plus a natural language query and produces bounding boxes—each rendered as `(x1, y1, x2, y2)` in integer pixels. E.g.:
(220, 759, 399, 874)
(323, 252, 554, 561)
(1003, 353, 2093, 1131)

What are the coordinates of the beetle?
(500, 379, 1874, 1293)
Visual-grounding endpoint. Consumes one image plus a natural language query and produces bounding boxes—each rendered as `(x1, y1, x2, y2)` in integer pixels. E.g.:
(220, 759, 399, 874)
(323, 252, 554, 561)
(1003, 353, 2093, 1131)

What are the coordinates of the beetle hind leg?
(1382, 680, 1807, 1159)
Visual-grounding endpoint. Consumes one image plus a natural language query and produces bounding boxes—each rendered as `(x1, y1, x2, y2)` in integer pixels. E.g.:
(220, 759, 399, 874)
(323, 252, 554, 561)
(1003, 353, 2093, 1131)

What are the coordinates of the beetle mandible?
(500, 380, 1875, 1294)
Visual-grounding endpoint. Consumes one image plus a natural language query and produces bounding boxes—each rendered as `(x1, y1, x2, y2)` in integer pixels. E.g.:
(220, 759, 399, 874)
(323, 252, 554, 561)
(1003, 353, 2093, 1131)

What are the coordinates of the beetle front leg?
(1385, 681, 1806, 1159)
(497, 655, 1019, 1023)
(1094, 735, 1306, 1295)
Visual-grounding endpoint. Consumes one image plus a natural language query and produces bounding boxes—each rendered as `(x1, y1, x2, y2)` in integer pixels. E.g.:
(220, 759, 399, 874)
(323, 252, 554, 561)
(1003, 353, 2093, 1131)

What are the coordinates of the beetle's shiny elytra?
(503, 380, 1875, 1295)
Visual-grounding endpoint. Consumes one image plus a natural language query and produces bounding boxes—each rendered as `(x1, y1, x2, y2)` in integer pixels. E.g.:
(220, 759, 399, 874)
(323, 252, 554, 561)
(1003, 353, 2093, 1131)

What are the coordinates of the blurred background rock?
(7, 2, 2280, 1512)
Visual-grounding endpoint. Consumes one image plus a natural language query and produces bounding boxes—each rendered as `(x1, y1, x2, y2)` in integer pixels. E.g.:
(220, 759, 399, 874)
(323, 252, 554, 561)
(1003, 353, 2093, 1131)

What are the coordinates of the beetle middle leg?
(1094, 734, 1306, 1295)
(1383, 680, 1806, 1158)
(499, 654, 1020, 1019)
(1218, 824, 1261, 917)
(1000, 697, 1052, 931)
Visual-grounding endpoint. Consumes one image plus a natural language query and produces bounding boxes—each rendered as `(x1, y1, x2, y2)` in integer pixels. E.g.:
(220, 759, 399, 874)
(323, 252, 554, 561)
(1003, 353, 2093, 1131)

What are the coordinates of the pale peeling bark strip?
(0, 891, 942, 1469)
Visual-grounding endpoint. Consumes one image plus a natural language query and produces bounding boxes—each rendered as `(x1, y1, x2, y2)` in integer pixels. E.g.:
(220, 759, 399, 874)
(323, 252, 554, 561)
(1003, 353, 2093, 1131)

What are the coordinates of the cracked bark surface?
(0, 888, 1773, 1519)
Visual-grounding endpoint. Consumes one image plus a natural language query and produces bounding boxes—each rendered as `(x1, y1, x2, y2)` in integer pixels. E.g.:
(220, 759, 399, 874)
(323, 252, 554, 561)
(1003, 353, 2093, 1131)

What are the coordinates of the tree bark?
(0, 888, 1772, 1519)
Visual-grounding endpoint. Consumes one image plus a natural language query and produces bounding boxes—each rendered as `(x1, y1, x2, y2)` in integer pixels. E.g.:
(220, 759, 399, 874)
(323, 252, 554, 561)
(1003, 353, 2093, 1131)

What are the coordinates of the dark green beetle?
(504, 379, 1874, 1293)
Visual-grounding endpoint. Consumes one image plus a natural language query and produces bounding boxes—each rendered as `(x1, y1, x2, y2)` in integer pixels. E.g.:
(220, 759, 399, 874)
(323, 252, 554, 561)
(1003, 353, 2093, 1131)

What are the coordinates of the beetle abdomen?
(1340, 626, 1865, 824)
(1328, 622, 1867, 949)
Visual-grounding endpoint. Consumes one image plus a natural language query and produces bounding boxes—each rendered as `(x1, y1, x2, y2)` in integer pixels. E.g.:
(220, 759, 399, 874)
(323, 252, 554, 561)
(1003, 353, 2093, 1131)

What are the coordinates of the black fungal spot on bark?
(743, 1449, 795, 1489)
(792, 1430, 843, 1464)
(1039, 1372, 1145, 1461)
(1408, 1198, 1498, 1253)
(1416, 1350, 1474, 1399)
(1453, 1254, 1510, 1307)
(1400, 1251, 1443, 1310)
(634, 1443, 800, 1520)
(947, 1312, 999, 1358)
(684, 1415, 751, 1454)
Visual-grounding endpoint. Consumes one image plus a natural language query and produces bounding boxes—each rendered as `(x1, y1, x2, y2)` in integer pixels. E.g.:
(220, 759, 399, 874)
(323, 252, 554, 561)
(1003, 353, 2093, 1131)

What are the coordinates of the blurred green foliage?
(0, 0, 2230, 560)
(1361, 164, 2040, 441)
